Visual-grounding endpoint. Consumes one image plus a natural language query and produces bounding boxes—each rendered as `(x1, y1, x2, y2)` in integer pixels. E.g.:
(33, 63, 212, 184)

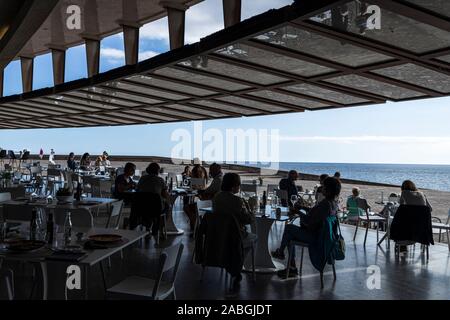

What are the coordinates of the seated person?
(95, 156, 103, 168)
(191, 159, 208, 187)
(197, 163, 223, 200)
(213, 172, 256, 291)
(182, 165, 191, 180)
(102, 151, 111, 166)
(400, 180, 432, 211)
(347, 187, 371, 212)
(113, 162, 136, 201)
(279, 170, 299, 207)
(334, 171, 341, 180)
(314, 174, 329, 204)
(79, 153, 91, 170)
(272, 176, 341, 278)
(67, 152, 77, 171)
(137, 162, 170, 236)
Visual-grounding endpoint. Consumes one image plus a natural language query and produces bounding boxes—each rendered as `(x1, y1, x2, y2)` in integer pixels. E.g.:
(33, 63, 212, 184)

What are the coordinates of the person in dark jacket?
(67, 152, 77, 171)
(278, 170, 299, 207)
(212, 173, 256, 291)
(272, 176, 341, 278)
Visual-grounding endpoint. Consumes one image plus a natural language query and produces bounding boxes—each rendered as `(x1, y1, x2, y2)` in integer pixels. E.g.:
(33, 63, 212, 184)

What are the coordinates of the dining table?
(0, 227, 148, 299)
(199, 205, 290, 273)
(3, 196, 117, 211)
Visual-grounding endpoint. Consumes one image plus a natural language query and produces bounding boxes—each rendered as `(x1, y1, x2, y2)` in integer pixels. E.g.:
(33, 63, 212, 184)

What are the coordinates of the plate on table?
(5, 240, 46, 252)
(88, 234, 123, 243)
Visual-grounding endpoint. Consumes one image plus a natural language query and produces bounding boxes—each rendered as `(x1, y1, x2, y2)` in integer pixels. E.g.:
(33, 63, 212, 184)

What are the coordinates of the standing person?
(114, 162, 136, 201)
(279, 170, 299, 207)
(79, 153, 91, 170)
(272, 177, 341, 278)
(67, 152, 77, 171)
(315, 174, 329, 203)
(49, 149, 56, 165)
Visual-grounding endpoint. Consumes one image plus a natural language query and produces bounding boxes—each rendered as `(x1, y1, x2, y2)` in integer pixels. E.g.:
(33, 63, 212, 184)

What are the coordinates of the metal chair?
(432, 209, 450, 251)
(106, 242, 184, 300)
(106, 200, 124, 229)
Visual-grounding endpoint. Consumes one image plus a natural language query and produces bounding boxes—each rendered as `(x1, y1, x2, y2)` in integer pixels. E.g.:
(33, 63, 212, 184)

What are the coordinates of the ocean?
(264, 162, 450, 192)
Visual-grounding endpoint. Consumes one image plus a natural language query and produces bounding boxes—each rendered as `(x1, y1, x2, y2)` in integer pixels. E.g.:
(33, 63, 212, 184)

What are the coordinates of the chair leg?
(363, 224, 369, 247)
(200, 266, 206, 281)
(332, 263, 336, 280)
(426, 245, 429, 261)
(299, 247, 304, 276)
(172, 289, 177, 300)
(286, 245, 293, 278)
(353, 221, 359, 241)
(251, 245, 256, 282)
(439, 231, 442, 242)
(320, 272, 324, 289)
(376, 223, 379, 242)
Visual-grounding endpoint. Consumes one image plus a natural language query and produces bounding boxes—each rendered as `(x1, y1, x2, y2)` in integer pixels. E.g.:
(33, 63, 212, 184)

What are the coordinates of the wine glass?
(290, 195, 298, 208)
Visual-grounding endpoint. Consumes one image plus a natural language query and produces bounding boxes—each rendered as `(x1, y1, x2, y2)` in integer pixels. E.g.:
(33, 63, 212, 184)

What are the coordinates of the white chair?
(432, 209, 450, 251)
(54, 208, 94, 230)
(107, 242, 184, 300)
(106, 200, 124, 229)
(190, 178, 206, 190)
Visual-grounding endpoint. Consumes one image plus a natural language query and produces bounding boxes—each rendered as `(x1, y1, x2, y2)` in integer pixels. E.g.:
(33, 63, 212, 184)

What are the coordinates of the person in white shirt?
(48, 149, 56, 165)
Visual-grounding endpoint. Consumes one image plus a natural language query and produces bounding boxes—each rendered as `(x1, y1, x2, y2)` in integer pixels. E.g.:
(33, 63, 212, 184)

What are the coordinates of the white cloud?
(138, 50, 159, 61)
(100, 47, 124, 64)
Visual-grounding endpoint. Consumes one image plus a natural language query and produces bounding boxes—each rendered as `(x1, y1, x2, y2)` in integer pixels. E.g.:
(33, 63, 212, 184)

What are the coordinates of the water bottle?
(64, 211, 72, 247)
(260, 191, 267, 210)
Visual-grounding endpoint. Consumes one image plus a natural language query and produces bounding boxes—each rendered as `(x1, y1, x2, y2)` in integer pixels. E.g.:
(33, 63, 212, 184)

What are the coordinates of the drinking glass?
(290, 195, 298, 207)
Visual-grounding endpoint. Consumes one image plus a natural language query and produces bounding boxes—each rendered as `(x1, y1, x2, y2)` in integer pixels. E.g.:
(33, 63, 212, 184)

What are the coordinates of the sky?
(1, 0, 450, 165)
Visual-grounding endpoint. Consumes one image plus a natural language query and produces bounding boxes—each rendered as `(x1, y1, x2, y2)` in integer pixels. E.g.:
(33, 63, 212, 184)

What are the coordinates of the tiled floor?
(5, 198, 450, 300)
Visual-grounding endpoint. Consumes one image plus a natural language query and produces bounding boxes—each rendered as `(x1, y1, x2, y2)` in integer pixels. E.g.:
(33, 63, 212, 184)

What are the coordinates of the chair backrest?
(447, 208, 450, 224)
(267, 184, 278, 194)
(240, 184, 257, 194)
(129, 192, 163, 229)
(0, 192, 11, 203)
(176, 174, 183, 186)
(47, 169, 62, 179)
(0, 150, 6, 158)
(390, 205, 433, 245)
(106, 200, 124, 229)
(152, 242, 184, 299)
(346, 197, 365, 220)
(54, 208, 94, 230)
(196, 200, 212, 216)
(3, 204, 33, 222)
(191, 178, 206, 189)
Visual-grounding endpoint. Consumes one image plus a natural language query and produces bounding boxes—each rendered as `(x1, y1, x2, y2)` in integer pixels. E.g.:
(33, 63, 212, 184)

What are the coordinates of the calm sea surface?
(253, 162, 450, 192)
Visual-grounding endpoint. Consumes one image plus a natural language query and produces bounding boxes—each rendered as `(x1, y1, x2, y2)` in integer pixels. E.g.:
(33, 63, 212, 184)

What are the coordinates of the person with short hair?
(67, 152, 77, 171)
(279, 170, 299, 207)
(272, 177, 341, 278)
(212, 172, 256, 291)
(334, 171, 341, 179)
(114, 162, 136, 200)
(198, 163, 223, 200)
(347, 187, 371, 212)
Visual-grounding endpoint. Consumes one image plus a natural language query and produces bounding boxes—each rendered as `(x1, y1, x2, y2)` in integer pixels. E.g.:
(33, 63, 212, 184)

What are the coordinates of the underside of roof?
(1, 0, 450, 129)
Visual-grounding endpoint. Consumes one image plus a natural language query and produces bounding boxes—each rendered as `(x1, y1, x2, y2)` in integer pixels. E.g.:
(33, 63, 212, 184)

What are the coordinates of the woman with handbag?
(271, 176, 341, 278)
